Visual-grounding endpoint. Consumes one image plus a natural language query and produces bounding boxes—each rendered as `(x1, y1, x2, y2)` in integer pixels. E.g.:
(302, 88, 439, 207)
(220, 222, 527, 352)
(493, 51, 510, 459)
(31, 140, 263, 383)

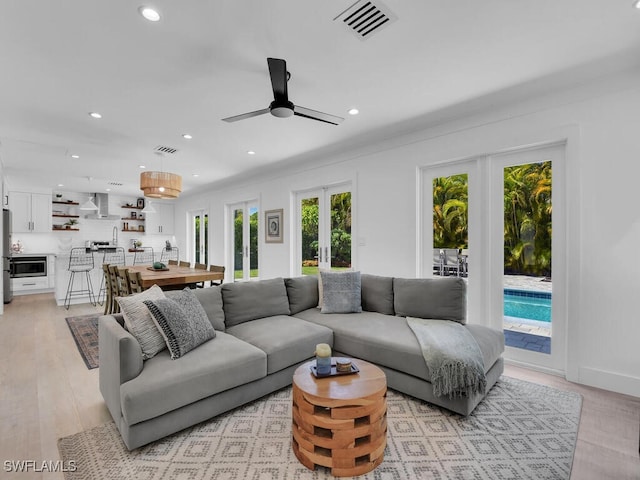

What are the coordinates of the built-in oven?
(10, 256, 48, 278)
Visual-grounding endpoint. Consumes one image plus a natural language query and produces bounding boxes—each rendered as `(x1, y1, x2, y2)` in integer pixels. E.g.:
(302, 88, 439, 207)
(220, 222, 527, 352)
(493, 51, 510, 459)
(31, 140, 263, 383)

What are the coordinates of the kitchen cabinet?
(145, 203, 174, 235)
(9, 191, 52, 233)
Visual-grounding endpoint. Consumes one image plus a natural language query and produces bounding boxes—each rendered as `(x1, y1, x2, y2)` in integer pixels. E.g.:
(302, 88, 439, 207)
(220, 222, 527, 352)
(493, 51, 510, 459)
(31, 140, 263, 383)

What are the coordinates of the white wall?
(174, 69, 640, 397)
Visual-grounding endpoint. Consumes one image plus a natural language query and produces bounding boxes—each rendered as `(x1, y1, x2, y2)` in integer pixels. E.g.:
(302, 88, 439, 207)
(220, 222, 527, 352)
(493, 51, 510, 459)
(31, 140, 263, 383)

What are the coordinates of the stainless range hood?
(83, 193, 120, 220)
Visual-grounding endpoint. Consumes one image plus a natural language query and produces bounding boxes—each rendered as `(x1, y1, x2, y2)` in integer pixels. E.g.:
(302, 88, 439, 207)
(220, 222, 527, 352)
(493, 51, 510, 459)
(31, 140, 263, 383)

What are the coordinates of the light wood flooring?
(0, 293, 638, 479)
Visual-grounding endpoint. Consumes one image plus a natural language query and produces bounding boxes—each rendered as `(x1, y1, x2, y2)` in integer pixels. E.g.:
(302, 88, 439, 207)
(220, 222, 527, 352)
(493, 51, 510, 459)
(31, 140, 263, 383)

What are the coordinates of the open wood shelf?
(52, 227, 80, 231)
(121, 217, 144, 221)
(122, 205, 143, 209)
(52, 214, 80, 218)
(52, 201, 79, 205)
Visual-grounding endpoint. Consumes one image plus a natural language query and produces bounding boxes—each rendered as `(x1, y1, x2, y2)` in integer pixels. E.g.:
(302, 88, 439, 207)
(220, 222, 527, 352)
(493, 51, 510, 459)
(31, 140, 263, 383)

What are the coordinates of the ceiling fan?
(222, 58, 344, 126)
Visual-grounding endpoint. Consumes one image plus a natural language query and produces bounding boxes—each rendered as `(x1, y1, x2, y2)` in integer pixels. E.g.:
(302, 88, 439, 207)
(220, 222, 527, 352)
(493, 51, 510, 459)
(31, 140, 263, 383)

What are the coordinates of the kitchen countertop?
(10, 252, 57, 257)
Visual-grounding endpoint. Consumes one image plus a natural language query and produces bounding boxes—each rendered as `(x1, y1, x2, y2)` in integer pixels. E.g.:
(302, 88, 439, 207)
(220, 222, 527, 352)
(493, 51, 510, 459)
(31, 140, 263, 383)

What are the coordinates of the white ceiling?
(1, 0, 639, 197)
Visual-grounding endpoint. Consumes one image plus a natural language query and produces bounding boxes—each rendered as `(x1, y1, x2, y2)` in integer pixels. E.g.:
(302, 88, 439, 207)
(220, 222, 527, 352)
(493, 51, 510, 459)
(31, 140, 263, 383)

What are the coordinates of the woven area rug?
(58, 376, 581, 479)
(65, 314, 100, 369)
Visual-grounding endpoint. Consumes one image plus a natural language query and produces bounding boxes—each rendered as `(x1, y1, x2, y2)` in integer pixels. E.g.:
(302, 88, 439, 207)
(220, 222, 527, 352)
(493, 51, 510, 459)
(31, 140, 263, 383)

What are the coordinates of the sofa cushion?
(116, 285, 167, 360)
(320, 270, 362, 314)
(226, 315, 333, 375)
(144, 288, 215, 359)
(120, 332, 267, 425)
(285, 276, 319, 314)
(222, 278, 291, 327)
(193, 286, 226, 331)
(361, 274, 394, 315)
(393, 277, 466, 324)
(294, 308, 503, 382)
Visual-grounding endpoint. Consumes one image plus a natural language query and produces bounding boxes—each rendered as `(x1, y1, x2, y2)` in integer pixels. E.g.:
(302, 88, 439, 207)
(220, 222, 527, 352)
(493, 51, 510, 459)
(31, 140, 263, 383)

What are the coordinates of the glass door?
(230, 201, 259, 281)
(422, 161, 481, 323)
(491, 143, 566, 371)
(190, 210, 208, 265)
(296, 184, 352, 275)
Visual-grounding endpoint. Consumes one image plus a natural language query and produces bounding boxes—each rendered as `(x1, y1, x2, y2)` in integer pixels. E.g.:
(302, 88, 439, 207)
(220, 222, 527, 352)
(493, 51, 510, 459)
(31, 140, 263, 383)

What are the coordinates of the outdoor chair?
(443, 248, 461, 276)
(433, 249, 444, 276)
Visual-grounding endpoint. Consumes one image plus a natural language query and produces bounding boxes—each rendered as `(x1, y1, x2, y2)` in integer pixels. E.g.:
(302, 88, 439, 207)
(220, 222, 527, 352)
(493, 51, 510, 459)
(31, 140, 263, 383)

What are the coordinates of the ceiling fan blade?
(267, 57, 288, 102)
(222, 108, 270, 123)
(294, 106, 344, 125)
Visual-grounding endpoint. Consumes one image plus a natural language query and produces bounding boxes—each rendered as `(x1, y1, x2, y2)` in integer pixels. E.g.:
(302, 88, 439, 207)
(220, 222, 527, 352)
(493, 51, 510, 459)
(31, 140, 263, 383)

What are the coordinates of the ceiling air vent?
(108, 181, 123, 186)
(154, 145, 178, 155)
(334, 0, 397, 40)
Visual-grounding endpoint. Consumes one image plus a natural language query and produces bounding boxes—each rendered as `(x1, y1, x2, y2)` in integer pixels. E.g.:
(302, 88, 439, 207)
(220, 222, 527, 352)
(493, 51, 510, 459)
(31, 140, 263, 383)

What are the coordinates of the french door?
(296, 184, 352, 275)
(490, 143, 565, 371)
(229, 201, 259, 281)
(189, 210, 208, 265)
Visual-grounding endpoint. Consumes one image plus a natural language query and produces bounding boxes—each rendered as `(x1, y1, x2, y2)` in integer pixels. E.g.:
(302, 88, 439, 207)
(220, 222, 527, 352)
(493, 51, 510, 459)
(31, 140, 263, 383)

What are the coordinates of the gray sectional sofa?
(99, 274, 504, 450)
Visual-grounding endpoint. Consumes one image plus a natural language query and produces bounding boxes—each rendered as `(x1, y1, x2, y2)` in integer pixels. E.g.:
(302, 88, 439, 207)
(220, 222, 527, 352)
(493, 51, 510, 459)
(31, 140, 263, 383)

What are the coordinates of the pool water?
(504, 289, 551, 322)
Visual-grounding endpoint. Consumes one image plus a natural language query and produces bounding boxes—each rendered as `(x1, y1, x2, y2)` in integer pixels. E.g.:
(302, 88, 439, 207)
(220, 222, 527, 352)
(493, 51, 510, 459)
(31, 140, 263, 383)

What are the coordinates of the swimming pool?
(504, 289, 551, 322)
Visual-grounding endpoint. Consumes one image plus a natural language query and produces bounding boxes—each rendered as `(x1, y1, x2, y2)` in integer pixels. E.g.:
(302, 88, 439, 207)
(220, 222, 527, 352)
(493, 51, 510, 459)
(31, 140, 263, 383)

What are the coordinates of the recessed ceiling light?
(139, 165, 146, 169)
(71, 154, 80, 159)
(57, 184, 64, 187)
(635, 0, 640, 8)
(139, 6, 161, 22)
(89, 112, 102, 119)
(105, 188, 111, 192)
(192, 173, 200, 177)
(247, 150, 256, 155)
(348, 108, 359, 115)
(182, 134, 193, 140)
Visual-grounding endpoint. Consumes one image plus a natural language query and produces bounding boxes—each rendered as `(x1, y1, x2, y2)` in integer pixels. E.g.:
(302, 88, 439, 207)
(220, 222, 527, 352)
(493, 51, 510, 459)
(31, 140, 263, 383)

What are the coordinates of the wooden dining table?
(127, 264, 224, 290)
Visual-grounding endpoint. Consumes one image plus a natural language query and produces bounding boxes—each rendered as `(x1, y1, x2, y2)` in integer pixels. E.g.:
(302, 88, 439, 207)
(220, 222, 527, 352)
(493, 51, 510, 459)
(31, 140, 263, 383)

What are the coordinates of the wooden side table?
(291, 358, 387, 477)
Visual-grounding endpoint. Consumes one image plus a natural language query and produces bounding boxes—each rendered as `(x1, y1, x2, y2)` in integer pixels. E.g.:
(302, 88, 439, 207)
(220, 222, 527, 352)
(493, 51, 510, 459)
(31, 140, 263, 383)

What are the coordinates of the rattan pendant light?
(139, 152, 182, 199)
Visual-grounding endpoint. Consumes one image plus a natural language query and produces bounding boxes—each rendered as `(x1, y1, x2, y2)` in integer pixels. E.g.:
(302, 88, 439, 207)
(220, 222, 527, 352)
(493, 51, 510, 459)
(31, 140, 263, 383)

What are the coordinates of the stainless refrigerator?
(3, 209, 12, 304)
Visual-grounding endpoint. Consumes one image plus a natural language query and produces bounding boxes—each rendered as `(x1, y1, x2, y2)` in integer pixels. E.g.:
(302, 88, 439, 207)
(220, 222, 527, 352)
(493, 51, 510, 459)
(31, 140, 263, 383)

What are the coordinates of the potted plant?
(65, 219, 78, 229)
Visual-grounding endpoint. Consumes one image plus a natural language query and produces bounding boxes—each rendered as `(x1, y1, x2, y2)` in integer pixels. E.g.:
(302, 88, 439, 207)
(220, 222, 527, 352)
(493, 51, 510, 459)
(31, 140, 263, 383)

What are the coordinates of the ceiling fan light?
(271, 106, 294, 118)
(140, 171, 182, 199)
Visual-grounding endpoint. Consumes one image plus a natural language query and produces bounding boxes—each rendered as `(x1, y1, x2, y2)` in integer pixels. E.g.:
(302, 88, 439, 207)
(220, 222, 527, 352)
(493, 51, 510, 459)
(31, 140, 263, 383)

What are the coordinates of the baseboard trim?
(578, 367, 640, 398)
(504, 358, 565, 378)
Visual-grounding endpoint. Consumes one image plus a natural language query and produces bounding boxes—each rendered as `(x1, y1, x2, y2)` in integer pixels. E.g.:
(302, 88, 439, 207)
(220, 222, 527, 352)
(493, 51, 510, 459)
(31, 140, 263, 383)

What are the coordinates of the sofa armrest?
(98, 315, 144, 423)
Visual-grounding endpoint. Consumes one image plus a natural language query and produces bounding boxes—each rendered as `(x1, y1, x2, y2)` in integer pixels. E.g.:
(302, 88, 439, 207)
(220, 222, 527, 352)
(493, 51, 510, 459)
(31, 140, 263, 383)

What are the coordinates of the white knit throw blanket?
(407, 317, 487, 399)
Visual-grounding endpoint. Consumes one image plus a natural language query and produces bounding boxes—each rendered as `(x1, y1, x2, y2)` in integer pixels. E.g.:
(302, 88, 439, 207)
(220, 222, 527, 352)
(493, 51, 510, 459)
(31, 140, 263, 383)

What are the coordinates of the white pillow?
(117, 285, 167, 360)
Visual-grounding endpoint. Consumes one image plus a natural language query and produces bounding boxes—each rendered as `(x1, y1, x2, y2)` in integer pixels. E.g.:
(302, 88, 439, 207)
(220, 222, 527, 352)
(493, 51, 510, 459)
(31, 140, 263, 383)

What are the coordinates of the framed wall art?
(265, 209, 283, 243)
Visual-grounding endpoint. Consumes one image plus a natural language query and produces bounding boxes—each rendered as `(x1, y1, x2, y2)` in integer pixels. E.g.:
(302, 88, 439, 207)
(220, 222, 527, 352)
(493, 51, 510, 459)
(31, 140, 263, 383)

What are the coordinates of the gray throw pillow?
(361, 274, 395, 315)
(320, 271, 362, 314)
(144, 288, 215, 359)
(116, 284, 167, 360)
(285, 276, 319, 314)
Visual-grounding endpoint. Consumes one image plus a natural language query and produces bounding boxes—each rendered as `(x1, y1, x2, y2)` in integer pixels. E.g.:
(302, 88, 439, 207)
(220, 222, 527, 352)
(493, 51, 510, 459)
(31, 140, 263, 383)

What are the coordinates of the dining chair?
(209, 264, 225, 286)
(133, 247, 155, 265)
(116, 267, 131, 296)
(101, 264, 115, 314)
(194, 263, 207, 288)
(64, 247, 96, 310)
(107, 265, 121, 313)
(125, 269, 144, 294)
(168, 259, 178, 265)
(98, 247, 126, 306)
(160, 246, 179, 263)
(179, 261, 191, 267)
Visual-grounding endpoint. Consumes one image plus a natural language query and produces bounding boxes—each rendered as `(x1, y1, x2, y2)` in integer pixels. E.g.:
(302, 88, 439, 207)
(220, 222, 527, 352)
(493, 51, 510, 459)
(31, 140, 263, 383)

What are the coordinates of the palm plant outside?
(433, 162, 552, 277)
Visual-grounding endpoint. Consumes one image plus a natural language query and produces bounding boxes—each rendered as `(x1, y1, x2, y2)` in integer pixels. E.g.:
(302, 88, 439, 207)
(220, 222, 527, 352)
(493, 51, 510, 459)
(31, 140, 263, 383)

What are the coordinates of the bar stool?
(160, 246, 179, 263)
(64, 247, 96, 310)
(98, 247, 126, 306)
(133, 247, 155, 265)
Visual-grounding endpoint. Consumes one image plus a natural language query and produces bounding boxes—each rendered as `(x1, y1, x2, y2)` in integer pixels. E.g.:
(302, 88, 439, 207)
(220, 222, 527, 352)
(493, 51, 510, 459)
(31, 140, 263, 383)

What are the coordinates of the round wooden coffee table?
(291, 358, 387, 477)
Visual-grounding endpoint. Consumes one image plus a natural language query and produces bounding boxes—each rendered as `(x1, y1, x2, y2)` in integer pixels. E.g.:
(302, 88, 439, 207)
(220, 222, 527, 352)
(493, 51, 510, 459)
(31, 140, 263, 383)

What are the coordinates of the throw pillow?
(285, 276, 319, 314)
(320, 270, 362, 314)
(117, 284, 167, 360)
(144, 288, 215, 359)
